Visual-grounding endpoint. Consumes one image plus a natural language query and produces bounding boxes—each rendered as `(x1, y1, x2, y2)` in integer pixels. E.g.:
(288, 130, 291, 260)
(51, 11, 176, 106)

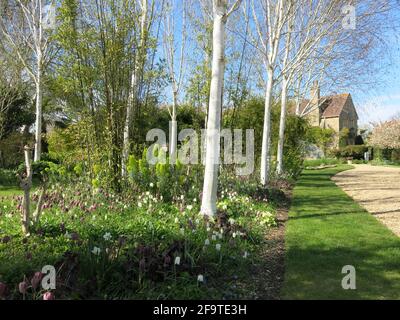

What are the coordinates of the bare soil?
(332, 164, 400, 237)
(238, 189, 290, 300)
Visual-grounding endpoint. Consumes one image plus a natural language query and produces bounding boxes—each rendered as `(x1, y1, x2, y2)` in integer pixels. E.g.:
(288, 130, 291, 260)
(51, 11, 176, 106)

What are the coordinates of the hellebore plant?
(0, 282, 7, 299)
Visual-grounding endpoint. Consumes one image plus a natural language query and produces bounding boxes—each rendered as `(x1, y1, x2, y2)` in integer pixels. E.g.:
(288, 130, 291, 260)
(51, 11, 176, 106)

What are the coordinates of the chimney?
(311, 80, 320, 106)
(310, 80, 321, 126)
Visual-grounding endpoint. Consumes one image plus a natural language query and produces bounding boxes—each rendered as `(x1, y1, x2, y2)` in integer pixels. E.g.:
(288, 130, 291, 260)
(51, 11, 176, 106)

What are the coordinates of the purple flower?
(43, 291, 55, 300)
(1, 236, 11, 244)
(31, 272, 43, 290)
(0, 282, 7, 298)
(164, 255, 171, 266)
(70, 232, 79, 241)
(18, 281, 28, 294)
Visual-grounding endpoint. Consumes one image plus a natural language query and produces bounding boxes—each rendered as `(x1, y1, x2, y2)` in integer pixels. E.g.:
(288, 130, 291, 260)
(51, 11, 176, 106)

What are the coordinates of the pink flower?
(0, 282, 7, 298)
(164, 255, 171, 266)
(31, 272, 43, 290)
(43, 291, 55, 300)
(18, 281, 28, 294)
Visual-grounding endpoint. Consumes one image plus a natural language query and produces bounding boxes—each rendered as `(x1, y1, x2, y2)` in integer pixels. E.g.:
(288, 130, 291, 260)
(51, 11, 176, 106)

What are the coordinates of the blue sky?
(355, 46, 400, 126)
(352, 10, 400, 127)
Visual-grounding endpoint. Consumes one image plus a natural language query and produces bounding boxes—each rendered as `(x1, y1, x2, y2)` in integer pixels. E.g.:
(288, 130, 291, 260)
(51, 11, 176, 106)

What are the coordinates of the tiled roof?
(321, 94, 350, 118)
(299, 93, 352, 118)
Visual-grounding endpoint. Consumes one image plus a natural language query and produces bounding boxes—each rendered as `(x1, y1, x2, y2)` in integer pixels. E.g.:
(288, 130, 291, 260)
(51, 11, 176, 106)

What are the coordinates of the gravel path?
(332, 164, 400, 237)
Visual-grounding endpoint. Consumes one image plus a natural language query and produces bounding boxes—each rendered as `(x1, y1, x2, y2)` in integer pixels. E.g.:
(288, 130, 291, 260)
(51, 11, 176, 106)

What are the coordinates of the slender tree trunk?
(21, 146, 32, 235)
(122, 0, 148, 176)
(34, 54, 43, 162)
(260, 67, 274, 186)
(201, 1, 227, 217)
(276, 77, 288, 175)
(170, 91, 178, 163)
(122, 71, 137, 176)
(33, 183, 47, 224)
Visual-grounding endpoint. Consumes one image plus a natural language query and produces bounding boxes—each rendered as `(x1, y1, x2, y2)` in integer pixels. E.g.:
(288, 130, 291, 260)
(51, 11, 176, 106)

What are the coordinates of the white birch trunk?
(34, 54, 43, 162)
(21, 146, 32, 235)
(276, 77, 288, 175)
(122, 0, 148, 176)
(201, 0, 227, 217)
(260, 67, 274, 186)
(122, 71, 137, 176)
(169, 92, 178, 163)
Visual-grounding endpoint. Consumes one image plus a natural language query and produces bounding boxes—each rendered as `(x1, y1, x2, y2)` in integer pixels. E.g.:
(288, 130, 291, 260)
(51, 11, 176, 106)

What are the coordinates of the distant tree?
(369, 120, 400, 150)
(306, 126, 335, 156)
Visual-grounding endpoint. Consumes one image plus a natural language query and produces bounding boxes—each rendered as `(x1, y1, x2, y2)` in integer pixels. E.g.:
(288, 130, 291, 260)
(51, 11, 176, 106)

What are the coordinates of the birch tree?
(122, 0, 150, 176)
(274, 0, 394, 174)
(0, 0, 55, 161)
(247, 0, 287, 185)
(162, 0, 187, 162)
(275, 0, 340, 174)
(201, 0, 241, 217)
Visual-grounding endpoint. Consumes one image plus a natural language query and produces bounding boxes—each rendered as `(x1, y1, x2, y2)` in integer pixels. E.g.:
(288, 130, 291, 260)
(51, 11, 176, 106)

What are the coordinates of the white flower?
(212, 235, 217, 241)
(138, 202, 142, 208)
(92, 246, 101, 255)
(187, 205, 193, 211)
(197, 274, 204, 283)
(243, 251, 249, 259)
(216, 244, 221, 251)
(146, 191, 150, 196)
(180, 195, 184, 201)
(232, 232, 237, 238)
(174, 256, 181, 265)
(103, 232, 112, 241)
(193, 198, 197, 203)
(228, 218, 235, 225)
(174, 217, 179, 224)
(150, 183, 154, 188)
(204, 239, 210, 246)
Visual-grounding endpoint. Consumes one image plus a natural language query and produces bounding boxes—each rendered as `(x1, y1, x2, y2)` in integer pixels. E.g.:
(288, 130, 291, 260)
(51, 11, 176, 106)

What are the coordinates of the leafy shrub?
(332, 145, 368, 160)
(0, 169, 16, 186)
(127, 146, 202, 202)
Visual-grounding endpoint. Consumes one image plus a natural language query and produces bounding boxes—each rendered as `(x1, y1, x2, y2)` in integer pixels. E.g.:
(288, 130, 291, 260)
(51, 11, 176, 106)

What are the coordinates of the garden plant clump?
(0, 159, 278, 300)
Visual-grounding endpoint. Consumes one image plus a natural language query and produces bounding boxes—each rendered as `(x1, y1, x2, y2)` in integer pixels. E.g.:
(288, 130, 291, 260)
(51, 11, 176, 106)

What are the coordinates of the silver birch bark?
(122, 0, 148, 176)
(201, 0, 241, 216)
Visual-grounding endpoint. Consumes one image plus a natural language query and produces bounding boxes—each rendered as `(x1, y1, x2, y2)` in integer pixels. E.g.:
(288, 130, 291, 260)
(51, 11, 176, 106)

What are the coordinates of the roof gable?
(298, 93, 358, 120)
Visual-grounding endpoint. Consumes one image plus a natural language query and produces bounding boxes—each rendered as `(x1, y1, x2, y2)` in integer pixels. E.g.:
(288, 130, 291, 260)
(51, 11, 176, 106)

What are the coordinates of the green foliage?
(332, 145, 368, 160)
(0, 173, 278, 299)
(0, 169, 16, 186)
(306, 127, 336, 154)
(339, 127, 351, 147)
(0, 132, 33, 169)
(224, 97, 310, 178)
(0, 82, 33, 140)
(127, 146, 201, 202)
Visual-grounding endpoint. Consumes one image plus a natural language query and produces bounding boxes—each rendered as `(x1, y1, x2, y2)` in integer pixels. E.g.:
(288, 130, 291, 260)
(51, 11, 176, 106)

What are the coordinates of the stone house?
(300, 81, 359, 148)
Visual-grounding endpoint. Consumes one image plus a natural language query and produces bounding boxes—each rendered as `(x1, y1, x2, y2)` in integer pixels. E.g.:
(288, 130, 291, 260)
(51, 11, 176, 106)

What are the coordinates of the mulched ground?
(238, 188, 291, 300)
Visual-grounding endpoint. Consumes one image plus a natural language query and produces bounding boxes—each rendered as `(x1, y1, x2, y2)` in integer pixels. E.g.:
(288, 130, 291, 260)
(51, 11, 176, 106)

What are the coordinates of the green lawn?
(0, 185, 23, 197)
(282, 165, 400, 300)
